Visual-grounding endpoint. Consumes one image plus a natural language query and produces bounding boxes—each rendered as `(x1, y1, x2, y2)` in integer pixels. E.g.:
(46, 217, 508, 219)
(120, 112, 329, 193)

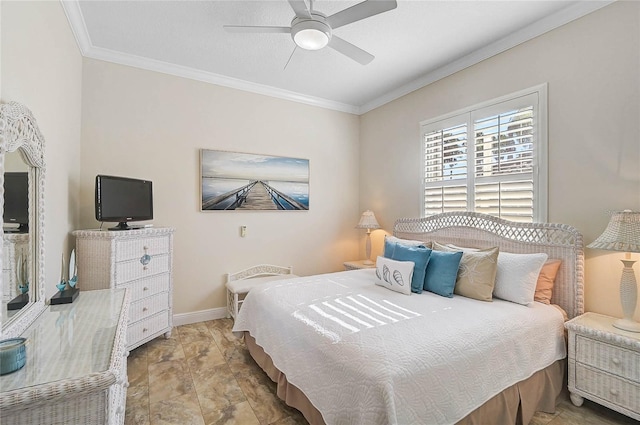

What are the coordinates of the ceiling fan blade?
(327, 0, 397, 30)
(224, 26, 291, 34)
(287, 0, 311, 19)
(328, 36, 374, 65)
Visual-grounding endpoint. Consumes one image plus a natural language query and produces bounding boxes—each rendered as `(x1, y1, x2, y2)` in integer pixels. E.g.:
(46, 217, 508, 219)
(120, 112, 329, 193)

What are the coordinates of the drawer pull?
(140, 246, 151, 265)
(610, 388, 619, 396)
(143, 287, 149, 291)
(143, 246, 148, 250)
(611, 358, 620, 365)
(143, 266, 148, 271)
(143, 307, 148, 312)
(143, 328, 148, 333)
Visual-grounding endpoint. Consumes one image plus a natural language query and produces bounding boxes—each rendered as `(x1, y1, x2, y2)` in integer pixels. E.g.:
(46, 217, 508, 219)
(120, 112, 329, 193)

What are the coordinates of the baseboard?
(173, 307, 227, 326)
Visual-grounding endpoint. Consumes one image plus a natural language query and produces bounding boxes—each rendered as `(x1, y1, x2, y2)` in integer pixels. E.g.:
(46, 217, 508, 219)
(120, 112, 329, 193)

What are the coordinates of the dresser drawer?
(115, 236, 170, 262)
(114, 254, 169, 284)
(129, 291, 170, 324)
(116, 273, 170, 301)
(576, 335, 640, 383)
(127, 311, 170, 345)
(576, 364, 640, 413)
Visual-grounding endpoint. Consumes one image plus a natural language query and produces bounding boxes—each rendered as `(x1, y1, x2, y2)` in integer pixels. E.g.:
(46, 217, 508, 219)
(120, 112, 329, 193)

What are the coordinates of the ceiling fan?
(224, 0, 397, 66)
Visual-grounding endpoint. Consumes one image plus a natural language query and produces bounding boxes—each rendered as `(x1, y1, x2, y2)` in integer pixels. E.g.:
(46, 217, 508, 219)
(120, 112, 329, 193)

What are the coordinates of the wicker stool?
(226, 264, 297, 319)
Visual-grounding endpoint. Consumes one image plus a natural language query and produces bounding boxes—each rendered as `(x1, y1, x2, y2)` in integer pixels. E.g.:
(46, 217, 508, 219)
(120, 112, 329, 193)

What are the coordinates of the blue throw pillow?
(383, 239, 396, 258)
(390, 244, 432, 294)
(424, 250, 463, 297)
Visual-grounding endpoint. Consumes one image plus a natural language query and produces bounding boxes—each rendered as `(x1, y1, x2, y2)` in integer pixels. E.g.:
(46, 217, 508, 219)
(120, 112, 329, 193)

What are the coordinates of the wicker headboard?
(393, 212, 584, 319)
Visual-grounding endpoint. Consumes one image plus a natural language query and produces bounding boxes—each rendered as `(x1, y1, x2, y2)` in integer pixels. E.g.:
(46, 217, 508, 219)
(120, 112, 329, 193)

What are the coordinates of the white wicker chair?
(226, 264, 297, 319)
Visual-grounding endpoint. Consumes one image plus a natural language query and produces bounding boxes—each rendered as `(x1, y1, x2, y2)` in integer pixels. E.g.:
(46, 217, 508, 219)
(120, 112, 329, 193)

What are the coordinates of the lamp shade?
(587, 210, 640, 253)
(356, 210, 381, 230)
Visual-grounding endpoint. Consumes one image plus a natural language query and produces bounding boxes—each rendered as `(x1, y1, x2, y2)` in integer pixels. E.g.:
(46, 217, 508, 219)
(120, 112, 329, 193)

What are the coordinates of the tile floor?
(125, 319, 637, 425)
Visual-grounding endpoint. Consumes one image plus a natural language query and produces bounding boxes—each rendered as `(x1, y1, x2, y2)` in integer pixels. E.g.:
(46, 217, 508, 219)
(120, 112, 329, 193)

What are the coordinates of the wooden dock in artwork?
(238, 181, 278, 210)
(202, 180, 308, 210)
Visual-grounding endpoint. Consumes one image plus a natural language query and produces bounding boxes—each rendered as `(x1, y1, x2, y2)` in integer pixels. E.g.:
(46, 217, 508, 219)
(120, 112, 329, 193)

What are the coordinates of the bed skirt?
(243, 332, 565, 425)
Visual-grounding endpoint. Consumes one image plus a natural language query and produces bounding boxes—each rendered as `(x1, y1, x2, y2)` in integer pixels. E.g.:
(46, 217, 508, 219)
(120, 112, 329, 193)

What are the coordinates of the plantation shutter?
(421, 87, 546, 223)
(423, 120, 468, 216)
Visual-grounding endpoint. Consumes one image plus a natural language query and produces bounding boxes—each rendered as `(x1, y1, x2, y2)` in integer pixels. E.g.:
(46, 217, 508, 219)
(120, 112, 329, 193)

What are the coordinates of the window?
(421, 85, 547, 223)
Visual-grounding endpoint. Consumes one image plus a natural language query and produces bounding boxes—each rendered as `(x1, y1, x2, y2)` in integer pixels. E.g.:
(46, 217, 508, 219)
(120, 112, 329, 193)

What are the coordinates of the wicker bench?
(226, 264, 297, 319)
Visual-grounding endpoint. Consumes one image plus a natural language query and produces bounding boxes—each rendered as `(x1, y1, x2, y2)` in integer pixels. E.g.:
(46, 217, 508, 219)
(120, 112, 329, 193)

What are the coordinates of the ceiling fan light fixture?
(292, 20, 331, 50)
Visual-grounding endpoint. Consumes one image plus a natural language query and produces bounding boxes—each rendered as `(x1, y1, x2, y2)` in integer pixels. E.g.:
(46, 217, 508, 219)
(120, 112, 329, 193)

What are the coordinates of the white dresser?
(0, 289, 130, 425)
(73, 227, 174, 351)
(2, 232, 29, 302)
(565, 312, 640, 421)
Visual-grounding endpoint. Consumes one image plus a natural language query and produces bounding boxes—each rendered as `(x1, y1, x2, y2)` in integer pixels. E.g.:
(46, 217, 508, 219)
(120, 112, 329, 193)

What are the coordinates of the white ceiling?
(63, 1, 612, 114)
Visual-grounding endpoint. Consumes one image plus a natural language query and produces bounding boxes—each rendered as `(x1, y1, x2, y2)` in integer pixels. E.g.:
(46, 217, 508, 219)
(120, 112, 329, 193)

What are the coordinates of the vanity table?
(0, 289, 130, 425)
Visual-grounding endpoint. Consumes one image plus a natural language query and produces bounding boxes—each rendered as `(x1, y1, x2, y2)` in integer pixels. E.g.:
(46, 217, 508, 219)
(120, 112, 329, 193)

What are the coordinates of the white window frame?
(419, 84, 548, 222)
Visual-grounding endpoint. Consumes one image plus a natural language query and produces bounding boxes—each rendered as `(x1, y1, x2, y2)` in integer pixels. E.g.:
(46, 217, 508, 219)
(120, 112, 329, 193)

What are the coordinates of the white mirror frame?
(0, 101, 46, 338)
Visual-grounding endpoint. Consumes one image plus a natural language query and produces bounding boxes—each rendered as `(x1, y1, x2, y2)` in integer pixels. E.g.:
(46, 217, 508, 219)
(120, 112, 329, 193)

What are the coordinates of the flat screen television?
(95, 175, 153, 230)
(3, 172, 29, 233)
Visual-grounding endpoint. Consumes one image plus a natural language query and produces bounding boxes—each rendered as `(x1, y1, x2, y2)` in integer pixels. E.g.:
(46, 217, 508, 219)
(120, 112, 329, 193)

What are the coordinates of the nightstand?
(565, 312, 640, 421)
(343, 260, 376, 271)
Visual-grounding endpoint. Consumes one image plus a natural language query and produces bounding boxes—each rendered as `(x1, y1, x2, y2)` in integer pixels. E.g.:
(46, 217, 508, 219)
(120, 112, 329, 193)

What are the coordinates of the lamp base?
(362, 259, 374, 266)
(613, 318, 640, 333)
(616, 259, 639, 333)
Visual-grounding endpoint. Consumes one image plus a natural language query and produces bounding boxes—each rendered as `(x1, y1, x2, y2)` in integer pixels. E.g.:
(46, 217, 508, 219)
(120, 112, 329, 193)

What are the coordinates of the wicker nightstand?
(565, 312, 640, 421)
(343, 260, 376, 271)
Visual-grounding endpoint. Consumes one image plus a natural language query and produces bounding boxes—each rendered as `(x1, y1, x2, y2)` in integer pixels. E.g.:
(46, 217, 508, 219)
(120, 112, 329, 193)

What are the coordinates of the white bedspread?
(233, 269, 566, 425)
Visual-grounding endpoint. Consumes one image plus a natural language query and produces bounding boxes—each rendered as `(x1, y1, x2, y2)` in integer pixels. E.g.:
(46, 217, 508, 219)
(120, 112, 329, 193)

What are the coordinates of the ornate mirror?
(0, 101, 46, 338)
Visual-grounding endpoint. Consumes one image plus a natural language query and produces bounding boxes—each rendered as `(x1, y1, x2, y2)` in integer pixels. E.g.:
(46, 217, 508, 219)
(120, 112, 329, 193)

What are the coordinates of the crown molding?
(358, 0, 615, 114)
(85, 46, 361, 114)
(61, 0, 91, 54)
(59, 1, 359, 114)
(61, 0, 614, 116)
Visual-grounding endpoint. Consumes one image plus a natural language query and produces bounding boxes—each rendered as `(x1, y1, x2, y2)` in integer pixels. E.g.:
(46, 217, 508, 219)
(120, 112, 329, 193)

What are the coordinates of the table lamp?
(356, 210, 381, 265)
(587, 210, 640, 332)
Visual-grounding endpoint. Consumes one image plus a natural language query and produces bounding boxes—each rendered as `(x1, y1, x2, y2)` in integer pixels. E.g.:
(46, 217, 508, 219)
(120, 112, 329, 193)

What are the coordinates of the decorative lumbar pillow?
(494, 252, 548, 305)
(439, 243, 479, 252)
(433, 242, 499, 302)
(389, 243, 432, 294)
(534, 259, 562, 304)
(374, 256, 414, 295)
(424, 250, 463, 297)
(384, 235, 431, 257)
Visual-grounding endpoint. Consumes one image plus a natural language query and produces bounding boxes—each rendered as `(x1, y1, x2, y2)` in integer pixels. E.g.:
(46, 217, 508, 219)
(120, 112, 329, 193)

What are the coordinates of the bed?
(232, 212, 584, 425)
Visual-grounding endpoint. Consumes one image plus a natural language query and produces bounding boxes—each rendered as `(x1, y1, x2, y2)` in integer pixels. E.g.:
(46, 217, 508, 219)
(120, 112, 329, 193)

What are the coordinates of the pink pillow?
(534, 260, 561, 304)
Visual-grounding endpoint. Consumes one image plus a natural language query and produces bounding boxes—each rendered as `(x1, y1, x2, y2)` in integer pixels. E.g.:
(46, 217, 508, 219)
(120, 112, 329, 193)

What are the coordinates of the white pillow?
(494, 252, 548, 305)
(374, 256, 414, 295)
(386, 235, 427, 246)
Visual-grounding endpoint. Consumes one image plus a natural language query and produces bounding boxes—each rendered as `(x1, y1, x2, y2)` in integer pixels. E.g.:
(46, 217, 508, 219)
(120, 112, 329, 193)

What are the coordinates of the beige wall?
(1, 1, 83, 300)
(2, 1, 637, 323)
(360, 1, 640, 320)
(79, 59, 361, 316)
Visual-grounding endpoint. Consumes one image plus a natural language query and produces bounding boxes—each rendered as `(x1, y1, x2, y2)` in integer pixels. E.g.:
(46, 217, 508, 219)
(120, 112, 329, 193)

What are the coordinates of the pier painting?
(200, 149, 309, 211)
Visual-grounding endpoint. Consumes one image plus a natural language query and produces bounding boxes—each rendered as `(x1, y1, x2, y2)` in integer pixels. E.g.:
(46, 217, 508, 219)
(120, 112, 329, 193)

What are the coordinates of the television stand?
(107, 222, 153, 231)
(73, 227, 174, 351)
(108, 222, 132, 231)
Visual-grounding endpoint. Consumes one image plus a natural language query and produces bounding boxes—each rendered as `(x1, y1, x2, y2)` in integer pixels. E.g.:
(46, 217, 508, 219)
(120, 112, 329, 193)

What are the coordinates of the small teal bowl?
(0, 337, 27, 375)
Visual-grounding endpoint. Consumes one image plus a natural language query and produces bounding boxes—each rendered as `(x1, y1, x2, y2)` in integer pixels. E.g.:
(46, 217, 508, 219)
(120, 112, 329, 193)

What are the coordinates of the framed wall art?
(200, 149, 309, 211)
